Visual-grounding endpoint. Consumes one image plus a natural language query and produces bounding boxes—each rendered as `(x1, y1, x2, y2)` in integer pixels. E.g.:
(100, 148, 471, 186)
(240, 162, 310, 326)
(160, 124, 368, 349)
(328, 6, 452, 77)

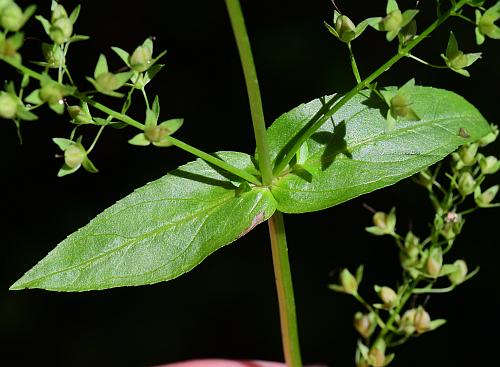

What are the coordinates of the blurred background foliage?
(1, 1, 498, 366)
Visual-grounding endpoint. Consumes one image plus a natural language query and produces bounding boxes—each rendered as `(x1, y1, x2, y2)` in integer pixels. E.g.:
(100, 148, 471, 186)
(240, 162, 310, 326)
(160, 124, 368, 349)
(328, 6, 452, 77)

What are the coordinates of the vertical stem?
(225, 1, 302, 366)
(268, 212, 303, 367)
(225, 0, 273, 185)
(347, 42, 361, 83)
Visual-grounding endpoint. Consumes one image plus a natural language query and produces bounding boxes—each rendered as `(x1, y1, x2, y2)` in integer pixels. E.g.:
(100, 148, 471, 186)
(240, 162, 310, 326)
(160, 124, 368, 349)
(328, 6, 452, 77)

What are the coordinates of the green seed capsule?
(378, 286, 398, 308)
(426, 247, 443, 277)
(42, 43, 65, 68)
(64, 144, 85, 168)
(335, 15, 356, 42)
(448, 259, 468, 285)
(50, 17, 73, 44)
(339, 268, 358, 295)
(95, 72, 120, 93)
(0, 92, 18, 119)
(383, 10, 403, 32)
(39, 83, 64, 105)
(130, 44, 153, 72)
(145, 126, 168, 142)
(390, 94, 411, 118)
(479, 155, 500, 175)
(414, 307, 431, 334)
(449, 51, 469, 70)
(0, 2, 24, 32)
(458, 171, 476, 196)
(51, 4, 68, 23)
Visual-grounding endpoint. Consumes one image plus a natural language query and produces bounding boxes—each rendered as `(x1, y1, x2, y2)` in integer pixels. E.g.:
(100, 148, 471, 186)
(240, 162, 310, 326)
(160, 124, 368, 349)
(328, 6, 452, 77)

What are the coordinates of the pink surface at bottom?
(155, 359, 285, 367)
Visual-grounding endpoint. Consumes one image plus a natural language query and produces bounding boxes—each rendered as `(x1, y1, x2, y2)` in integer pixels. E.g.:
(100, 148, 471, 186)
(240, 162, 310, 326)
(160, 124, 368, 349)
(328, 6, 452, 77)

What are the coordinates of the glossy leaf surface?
(267, 86, 491, 213)
(11, 152, 276, 291)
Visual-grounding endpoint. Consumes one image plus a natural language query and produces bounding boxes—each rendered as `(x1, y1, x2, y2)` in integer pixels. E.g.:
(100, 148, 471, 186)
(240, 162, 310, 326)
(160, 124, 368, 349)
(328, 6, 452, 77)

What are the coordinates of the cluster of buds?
(0, 1, 34, 60)
(344, 123, 499, 365)
(451, 126, 500, 207)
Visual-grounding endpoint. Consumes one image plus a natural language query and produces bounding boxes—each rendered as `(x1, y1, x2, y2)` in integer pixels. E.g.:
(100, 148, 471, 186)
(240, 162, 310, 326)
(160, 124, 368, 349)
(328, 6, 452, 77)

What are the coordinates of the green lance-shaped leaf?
(267, 86, 491, 213)
(10, 152, 277, 291)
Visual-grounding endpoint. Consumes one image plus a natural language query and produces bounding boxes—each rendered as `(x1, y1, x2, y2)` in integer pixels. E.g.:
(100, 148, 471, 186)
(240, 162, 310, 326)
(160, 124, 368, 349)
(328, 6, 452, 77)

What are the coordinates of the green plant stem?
(164, 135, 260, 184)
(273, 0, 468, 175)
(225, 0, 273, 186)
(348, 42, 361, 83)
(406, 53, 448, 69)
(87, 125, 105, 154)
(225, 2, 303, 366)
(0, 56, 260, 185)
(268, 212, 303, 367)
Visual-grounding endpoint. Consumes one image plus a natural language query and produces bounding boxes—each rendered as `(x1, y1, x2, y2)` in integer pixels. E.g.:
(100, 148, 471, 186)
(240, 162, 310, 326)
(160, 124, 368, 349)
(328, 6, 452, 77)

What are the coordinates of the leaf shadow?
(361, 89, 388, 120)
(169, 153, 248, 190)
(273, 94, 342, 169)
(287, 161, 314, 183)
(169, 169, 237, 190)
(311, 120, 352, 171)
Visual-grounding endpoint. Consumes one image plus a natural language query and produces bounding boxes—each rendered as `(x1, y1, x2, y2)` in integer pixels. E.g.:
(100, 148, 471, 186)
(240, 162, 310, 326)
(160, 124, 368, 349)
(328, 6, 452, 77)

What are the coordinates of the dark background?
(2, 1, 499, 366)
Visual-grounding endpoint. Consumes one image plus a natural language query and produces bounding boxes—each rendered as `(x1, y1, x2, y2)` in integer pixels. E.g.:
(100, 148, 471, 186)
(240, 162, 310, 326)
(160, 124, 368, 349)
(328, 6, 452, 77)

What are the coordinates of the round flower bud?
(458, 171, 476, 196)
(335, 15, 356, 42)
(51, 4, 68, 22)
(390, 94, 410, 118)
(448, 259, 468, 285)
(95, 72, 120, 93)
(475, 185, 499, 207)
(368, 340, 386, 367)
(64, 144, 85, 168)
(339, 268, 358, 295)
(383, 10, 403, 32)
(399, 308, 416, 335)
(0, 2, 24, 32)
(130, 44, 153, 72)
(478, 125, 499, 147)
(479, 155, 500, 175)
(372, 209, 396, 234)
(39, 83, 63, 105)
(42, 43, 65, 68)
(67, 105, 93, 125)
(458, 143, 478, 166)
(0, 92, 17, 119)
(404, 231, 420, 257)
(145, 126, 168, 142)
(0, 0, 14, 12)
(50, 17, 73, 44)
(414, 307, 431, 334)
(378, 286, 398, 308)
(353, 312, 375, 339)
(448, 51, 468, 70)
(425, 247, 443, 277)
